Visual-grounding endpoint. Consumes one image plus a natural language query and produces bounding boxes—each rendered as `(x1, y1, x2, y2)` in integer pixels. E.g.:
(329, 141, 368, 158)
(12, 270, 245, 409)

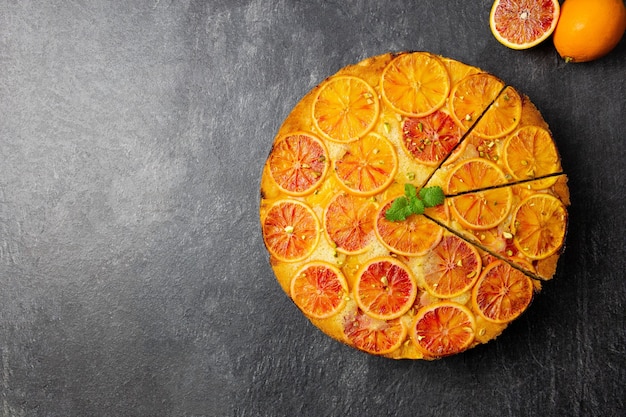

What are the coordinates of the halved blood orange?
(511, 194, 567, 260)
(401, 110, 464, 166)
(490, 0, 560, 50)
(261, 200, 320, 262)
(354, 257, 417, 320)
(422, 235, 482, 298)
(503, 125, 561, 180)
(411, 301, 476, 357)
(290, 262, 349, 319)
(324, 193, 376, 254)
(472, 260, 534, 323)
(375, 198, 443, 256)
(268, 132, 329, 196)
(472, 86, 522, 139)
(343, 310, 407, 355)
(381, 52, 451, 117)
(449, 73, 504, 131)
(334, 132, 398, 196)
(446, 158, 513, 230)
(312, 75, 379, 143)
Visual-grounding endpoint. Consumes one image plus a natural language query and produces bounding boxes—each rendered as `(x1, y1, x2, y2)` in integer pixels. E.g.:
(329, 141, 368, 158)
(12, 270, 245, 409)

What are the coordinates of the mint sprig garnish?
(384, 184, 445, 221)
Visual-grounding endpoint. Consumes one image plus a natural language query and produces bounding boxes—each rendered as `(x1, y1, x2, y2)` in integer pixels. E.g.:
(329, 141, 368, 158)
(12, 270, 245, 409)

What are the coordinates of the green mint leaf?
(408, 195, 425, 215)
(420, 186, 445, 208)
(404, 183, 417, 199)
(402, 205, 414, 218)
(385, 197, 409, 221)
(385, 185, 445, 221)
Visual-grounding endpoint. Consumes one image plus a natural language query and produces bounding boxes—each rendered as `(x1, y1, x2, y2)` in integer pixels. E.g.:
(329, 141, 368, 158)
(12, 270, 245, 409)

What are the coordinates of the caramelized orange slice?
(324, 193, 376, 254)
(381, 52, 451, 117)
(354, 257, 417, 320)
(449, 73, 504, 131)
(312, 75, 379, 143)
(472, 85, 522, 139)
(375, 198, 444, 256)
(290, 262, 349, 319)
(422, 235, 482, 298)
(401, 110, 464, 166)
(343, 309, 407, 355)
(268, 132, 329, 196)
(446, 158, 513, 230)
(511, 194, 567, 260)
(334, 132, 398, 196)
(261, 200, 320, 262)
(411, 301, 476, 357)
(472, 260, 534, 323)
(503, 125, 561, 180)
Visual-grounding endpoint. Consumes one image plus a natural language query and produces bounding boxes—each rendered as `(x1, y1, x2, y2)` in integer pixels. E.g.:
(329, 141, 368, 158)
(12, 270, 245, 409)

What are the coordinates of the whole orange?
(553, 0, 626, 62)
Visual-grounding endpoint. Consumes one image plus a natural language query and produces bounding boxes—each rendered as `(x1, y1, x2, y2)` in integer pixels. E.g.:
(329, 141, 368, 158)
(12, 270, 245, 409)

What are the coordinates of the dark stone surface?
(0, 1, 624, 416)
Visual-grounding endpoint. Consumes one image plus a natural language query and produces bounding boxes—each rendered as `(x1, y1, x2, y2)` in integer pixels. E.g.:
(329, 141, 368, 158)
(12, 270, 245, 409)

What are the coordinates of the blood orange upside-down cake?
(259, 51, 569, 359)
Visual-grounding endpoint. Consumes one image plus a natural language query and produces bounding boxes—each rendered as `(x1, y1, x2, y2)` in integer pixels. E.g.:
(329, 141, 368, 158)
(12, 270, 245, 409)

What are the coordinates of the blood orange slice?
(401, 110, 464, 166)
(472, 260, 534, 323)
(354, 257, 417, 320)
(290, 262, 349, 319)
(324, 193, 376, 254)
(268, 132, 329, 196)
(422, 235, 482, 298)
(510, 194, 567, 260)
(381, 52, 451, 117)
(343, 310, 407, 355)
(411, 301, 476, 357)
(490, 0, 560, 50)
(375, 198, 443, 256)
(261, 200, 320, 262)
(334, 132, 398, 196)
(312, 75, 379, 143)
(503, 125, 561, 180)
(446, 158, 513, 230)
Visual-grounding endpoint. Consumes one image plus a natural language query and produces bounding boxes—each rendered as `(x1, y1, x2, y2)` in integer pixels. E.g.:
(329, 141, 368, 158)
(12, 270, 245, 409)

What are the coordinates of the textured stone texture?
(0, 1, 624, 416)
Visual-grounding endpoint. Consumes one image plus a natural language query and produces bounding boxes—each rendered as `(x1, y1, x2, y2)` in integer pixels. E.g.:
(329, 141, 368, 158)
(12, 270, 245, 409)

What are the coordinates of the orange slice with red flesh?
(312, 75, 379, 143)
(375, 198, 444, 256)
(422, 235, 483, 298)
(261, 200, 320, 262)
(490, 0, 560, 50)
(354, 257, 418, 320)
(324, 193, 376, 254)
(472, 260, 534, 323)
(268, 132, 329, 196)
(401, 110, 464, 166)
(343, 310, 407, 355)
(334, 132, 398, 196)
(381, 52, 451, 117)
(411, 301, 476, 357)
(290, 262, 349, 319)
(510, 194, 567, 260)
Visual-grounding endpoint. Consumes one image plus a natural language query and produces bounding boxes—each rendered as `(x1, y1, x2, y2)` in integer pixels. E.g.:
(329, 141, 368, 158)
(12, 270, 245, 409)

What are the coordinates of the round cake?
(259, 52, 569, 359)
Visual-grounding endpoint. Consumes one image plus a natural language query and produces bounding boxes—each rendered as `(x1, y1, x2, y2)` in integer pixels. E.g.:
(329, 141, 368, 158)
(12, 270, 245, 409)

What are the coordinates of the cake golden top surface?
(260, 52, 568, 359)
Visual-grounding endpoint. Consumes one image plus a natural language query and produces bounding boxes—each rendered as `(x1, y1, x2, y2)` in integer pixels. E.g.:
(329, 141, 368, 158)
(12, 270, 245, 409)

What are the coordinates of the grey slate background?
(0, 1, 624, 416)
